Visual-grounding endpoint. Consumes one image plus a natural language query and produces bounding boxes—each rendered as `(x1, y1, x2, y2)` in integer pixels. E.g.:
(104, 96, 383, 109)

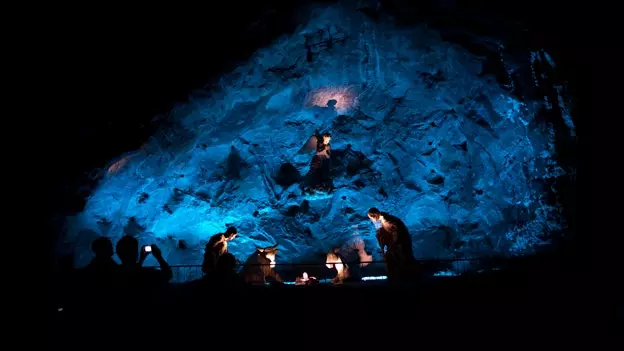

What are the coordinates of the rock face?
(61, 3, 571, 268)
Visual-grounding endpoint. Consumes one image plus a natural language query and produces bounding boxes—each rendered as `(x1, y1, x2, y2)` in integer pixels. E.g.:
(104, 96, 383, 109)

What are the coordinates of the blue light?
(62, 4, 567, 269)
(433, 270, 458, 277)
(361, 275, 387, 281)
(283, 275, 387, 285)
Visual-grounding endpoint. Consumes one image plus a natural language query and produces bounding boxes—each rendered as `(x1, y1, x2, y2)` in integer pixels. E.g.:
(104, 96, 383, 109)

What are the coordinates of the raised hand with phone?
(116, 235, 173, 283)
(139, 244, 165, 266)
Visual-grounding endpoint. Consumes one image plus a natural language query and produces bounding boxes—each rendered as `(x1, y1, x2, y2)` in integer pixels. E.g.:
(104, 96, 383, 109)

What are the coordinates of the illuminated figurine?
(298, 131, 333, 193)
(201, 227, 238, 275)
(295, 271, 318, 286)
(367, 208, 415, 282)
(326, 248, 350, 284)
(242, 244, 282, 285)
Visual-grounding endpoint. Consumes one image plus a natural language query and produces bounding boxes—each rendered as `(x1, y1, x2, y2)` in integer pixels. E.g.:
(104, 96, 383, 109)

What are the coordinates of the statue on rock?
(242, 244, 282, 285)
(326, 248, 350, 284)
(298, 131, 334, 194)
(201, 227, 238, 275)
(295, 271, 318, 285)
(367, 208, 415, 282)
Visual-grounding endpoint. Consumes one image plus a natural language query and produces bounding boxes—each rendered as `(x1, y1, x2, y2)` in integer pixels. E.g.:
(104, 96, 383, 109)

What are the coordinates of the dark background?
(47, 0, 589, 260)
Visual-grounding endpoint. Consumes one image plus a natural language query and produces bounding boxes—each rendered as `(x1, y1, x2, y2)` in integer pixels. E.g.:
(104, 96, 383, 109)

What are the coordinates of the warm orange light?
(354, 239, 373, 267)
(107, 155, 132, 174)
(265, 252, 276, 268)
(306, 86, 358, 112)
(326, 251, 349, 283)
(326, 252, 345, 275)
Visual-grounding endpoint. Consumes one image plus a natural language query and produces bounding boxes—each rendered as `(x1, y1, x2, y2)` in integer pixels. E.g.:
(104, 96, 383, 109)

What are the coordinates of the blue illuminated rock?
(62, 3, 570, 267)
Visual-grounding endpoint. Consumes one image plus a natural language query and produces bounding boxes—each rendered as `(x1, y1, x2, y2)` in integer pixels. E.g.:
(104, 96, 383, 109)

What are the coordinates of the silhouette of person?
(204, 252, 246, 287)
(367, 207, 415, 282)
(80, 237, 120, 293)
(115, 235, 172, 287)
(86, 237, 118, 273)
(202, 227, 238, 275)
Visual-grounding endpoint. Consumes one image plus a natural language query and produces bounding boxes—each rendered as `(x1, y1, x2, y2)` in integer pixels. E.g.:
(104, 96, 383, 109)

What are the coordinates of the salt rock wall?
(63, 3, 570, 267)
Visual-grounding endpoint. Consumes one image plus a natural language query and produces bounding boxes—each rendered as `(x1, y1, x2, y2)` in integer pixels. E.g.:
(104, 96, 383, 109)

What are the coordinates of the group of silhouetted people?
(69, 235, 173, 293)
(55, 207, 416, 306)
(52, 234, 176, 325)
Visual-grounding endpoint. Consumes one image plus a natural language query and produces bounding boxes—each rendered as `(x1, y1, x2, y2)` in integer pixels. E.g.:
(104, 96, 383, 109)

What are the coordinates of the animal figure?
(326, 249, 350, 284)
(242, 244, 282, 285)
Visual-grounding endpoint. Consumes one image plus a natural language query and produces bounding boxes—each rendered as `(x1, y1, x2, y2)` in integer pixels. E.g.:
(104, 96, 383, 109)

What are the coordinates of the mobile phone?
(145, 245, 152, 252)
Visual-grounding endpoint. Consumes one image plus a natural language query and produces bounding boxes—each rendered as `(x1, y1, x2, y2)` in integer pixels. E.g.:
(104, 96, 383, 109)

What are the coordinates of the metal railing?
(159, 258, 492, 284)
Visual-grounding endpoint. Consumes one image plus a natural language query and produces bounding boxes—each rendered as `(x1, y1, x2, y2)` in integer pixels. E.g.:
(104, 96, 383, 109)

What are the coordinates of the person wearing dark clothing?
(313, 132, 332, 191)
(115, 235, 172, 287)
(203, 252, 246, 287)
(80, 237, 120, 293)
(85, 237, 118, 274)
(367, 207, 415, 282)
(299, 131, 333, 193)
(202, 227, 238, 275)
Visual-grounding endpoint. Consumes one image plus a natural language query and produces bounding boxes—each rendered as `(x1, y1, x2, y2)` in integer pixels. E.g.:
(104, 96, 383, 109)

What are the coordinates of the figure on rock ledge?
(201, 227, 238, 275)
(367, 208, 415, 282)
(298, 131, 334, 194)
(326, 248, 350, 284)
(242, 244, 282, 285)
(295, 272, 318, 286)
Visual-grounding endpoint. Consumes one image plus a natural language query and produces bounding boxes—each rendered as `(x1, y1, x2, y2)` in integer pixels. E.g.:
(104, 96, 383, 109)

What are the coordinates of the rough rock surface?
(62, 3, 571, 268)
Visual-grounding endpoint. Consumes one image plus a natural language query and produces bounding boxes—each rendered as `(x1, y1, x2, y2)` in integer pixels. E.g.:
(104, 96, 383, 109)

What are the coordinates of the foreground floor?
(49, 269, 600, 347)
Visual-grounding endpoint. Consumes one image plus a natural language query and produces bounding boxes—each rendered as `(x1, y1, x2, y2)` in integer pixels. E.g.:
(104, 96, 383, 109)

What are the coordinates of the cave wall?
(60, 2, 573, 268)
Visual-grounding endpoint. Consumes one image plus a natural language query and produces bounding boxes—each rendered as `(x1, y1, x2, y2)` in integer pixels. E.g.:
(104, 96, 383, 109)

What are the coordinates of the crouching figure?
(242, 244, 282, 285)
(367, 207, 415, 282)
(202, 227, 238, 275)
(326, 248, 350, 284)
